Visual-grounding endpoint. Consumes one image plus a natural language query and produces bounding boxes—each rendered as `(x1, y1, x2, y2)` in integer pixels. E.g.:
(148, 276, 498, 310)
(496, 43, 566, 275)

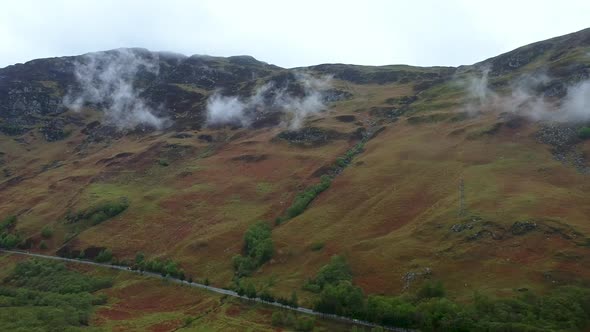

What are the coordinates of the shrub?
(233, 222, 274, 277)
(95, 249, 113, 263)
(259, 289, 275, 302)
(0, 215, 17, 230)
(243, 222, 273, 265)
(417, 280, 445, 300)
(133, 255, 185, 279)
(284, 175, 332, 220)
(66, 198, 129, 226)
(0, 233, 22, 249)
(307, 255, 352, 290)
(39, 241, 48, 250)
(41, 226, 53, 239)
(314, 280, 364, 317)
(310, 242, 325, 251)
(290, 290, 299, 307)
(244, 282, 257, 298)
(135, 252, 145, 265)
(366, 295, 417, 328)
(295, 316, 316, 331)
(271, 311, 283, 326)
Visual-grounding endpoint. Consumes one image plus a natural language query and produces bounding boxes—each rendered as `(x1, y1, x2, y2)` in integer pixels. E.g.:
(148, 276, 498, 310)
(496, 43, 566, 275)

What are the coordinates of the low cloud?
(205, 72, 332, 129)
(63, 48, 167, 130)
(462, 67, 590, 123)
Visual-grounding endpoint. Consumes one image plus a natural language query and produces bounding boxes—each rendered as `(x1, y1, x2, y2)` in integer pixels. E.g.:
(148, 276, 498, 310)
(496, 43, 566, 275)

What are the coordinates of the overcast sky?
(1, 0, 589, 69)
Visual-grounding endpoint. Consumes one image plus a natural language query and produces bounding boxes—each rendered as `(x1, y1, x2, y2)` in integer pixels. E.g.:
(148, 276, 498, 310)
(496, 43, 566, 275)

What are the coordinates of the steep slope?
(1, 28, 590, 320)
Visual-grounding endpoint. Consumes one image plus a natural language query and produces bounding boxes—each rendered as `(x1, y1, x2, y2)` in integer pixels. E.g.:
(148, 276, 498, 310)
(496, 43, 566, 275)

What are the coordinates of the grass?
(255, 182, 274, 195)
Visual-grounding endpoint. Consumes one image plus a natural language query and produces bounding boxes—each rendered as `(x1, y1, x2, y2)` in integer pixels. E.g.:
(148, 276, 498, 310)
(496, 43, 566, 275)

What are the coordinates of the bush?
(244, 282, 257, 298)
(295, 316, 316, 331)
(0, 215, 17, 230)
(41, 226, 53, 239)
(95, 249, 113, 263)
(135, 252, 145, 265)
(0, 233, 22, 249)
(310, 242, 325, 251)
(315, 280, 364, 317)
(271, 311, 314, 331)
(259, 289, 275, 302)
(66, 198, 129, 226)
(243, 222, 273, 265)
(417, 280, 445, 300)
(271, 311, 283, 326)
(305, 255, 352, 291)
(290, 290, 298, 307)
(134, 255, 185, 279)
(366, 295, 417, 328)
(39, 241, 48, 250)
(283, 175, 332, 221)
(233, 222, 274, 277)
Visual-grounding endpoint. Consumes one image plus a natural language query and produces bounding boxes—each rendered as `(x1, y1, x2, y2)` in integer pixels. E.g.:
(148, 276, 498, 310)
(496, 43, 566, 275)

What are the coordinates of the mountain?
(1, 28, 590, 331)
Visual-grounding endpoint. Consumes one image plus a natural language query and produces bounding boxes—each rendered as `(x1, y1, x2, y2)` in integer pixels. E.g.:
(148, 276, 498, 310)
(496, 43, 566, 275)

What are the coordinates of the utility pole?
(459, 177, 465, 216)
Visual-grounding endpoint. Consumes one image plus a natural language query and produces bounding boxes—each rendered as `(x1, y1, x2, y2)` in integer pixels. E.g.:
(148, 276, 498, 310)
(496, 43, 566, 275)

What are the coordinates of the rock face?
(511, 221, 538, 235)
(474, 27, 590, 93)
(0, 49, 283, 136)
(276, 127, 348, 146)
(536, 124, 590, 173)
(0, 28, 589, 141)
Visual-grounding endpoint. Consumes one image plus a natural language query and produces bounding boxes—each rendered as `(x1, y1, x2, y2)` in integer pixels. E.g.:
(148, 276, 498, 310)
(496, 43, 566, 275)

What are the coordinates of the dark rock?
(231, 154, 268, 163)
(308, 64, 454, 85)
(369, 106, 406, 121)
(40, 120, 70, 142)
(450, 223, 474, 232)
(323, 89, 353, 102)
(197, 134, 213, 142)
(40, 160, 63, 172)
(334, 115, 356, 123)
(511, 221, 538, 235)
(172, 132, 193, 139)
(276, 127, 347, 146)
(536, 124, 590, 173)
(385, 95, 418, 105)
(96, 152, 135, 165)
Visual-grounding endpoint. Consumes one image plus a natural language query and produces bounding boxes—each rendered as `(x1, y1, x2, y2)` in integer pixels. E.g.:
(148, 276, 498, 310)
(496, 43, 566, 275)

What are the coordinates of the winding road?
(0, 249, 414, 332)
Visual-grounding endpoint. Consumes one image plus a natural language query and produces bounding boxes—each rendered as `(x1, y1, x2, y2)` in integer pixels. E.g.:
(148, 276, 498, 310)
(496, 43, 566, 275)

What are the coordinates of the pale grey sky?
(1, 0, 589, 69)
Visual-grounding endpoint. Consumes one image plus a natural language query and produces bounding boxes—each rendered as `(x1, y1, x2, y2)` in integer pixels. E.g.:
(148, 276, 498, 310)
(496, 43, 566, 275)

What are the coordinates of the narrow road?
(0, 249, 414, 332)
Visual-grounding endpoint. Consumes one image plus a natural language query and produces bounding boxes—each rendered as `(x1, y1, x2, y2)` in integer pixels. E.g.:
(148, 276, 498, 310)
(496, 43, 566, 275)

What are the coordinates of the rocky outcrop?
(536, 124, 590, 173)
(276, 127, 348, 146)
